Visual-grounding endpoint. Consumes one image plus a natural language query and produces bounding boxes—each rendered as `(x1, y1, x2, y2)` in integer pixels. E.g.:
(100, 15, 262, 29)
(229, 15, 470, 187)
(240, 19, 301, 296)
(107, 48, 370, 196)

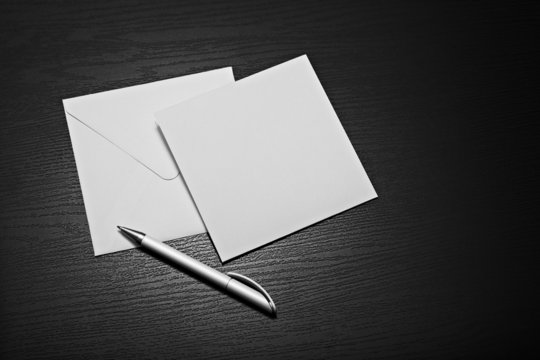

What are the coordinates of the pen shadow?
(123, 235, 276, 319)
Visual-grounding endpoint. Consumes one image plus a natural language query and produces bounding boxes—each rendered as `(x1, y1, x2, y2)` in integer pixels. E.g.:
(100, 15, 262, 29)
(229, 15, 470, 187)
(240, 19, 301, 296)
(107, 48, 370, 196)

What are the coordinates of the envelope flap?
(63, 68, 234, 180)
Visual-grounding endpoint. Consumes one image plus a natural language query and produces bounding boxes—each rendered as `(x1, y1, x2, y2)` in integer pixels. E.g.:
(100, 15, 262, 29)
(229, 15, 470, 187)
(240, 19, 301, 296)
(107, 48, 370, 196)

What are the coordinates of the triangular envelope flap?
(63, 68, 234, 180)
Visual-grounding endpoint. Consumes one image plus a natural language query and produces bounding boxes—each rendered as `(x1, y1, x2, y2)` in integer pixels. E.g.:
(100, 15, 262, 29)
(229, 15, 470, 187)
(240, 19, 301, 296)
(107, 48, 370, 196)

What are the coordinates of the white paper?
(63, 68, 235, 255)
(156, 55, 377, 262)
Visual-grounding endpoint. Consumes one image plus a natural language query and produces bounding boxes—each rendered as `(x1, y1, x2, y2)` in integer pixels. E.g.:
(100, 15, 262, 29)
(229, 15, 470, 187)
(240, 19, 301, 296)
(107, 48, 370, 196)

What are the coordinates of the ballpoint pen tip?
(116, 226, 145, 244)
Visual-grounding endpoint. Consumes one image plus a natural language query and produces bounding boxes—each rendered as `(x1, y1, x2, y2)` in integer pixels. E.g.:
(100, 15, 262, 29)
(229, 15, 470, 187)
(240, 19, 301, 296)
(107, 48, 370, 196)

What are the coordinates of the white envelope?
(63, 68, 235, 255)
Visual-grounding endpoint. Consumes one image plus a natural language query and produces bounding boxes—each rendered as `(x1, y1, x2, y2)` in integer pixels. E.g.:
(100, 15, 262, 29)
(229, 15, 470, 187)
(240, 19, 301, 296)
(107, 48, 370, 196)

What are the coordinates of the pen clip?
(227, 272, 277, 316)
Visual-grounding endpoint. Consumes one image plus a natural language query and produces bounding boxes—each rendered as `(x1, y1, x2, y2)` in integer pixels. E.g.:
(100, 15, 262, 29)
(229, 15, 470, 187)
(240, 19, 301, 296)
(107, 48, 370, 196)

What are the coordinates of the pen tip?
(116, 226, 145, 244)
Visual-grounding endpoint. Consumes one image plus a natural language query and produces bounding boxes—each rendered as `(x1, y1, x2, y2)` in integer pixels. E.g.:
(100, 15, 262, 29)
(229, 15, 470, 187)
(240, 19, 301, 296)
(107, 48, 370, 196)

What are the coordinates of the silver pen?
(117, 226, 277, 316)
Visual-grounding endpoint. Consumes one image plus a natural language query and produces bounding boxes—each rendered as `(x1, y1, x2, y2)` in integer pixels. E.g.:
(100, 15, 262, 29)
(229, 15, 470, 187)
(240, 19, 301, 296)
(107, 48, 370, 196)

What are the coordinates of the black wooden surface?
(0, 1, 537, 358)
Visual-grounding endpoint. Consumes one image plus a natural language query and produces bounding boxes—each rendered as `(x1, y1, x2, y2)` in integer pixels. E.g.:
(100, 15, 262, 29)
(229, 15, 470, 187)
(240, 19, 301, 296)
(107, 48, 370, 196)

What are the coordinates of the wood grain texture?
(0, 0, 537, 358)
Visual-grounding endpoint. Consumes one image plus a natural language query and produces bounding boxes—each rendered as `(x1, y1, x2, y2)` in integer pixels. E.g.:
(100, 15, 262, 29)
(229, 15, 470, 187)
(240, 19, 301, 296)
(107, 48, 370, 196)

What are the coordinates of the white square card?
(156, 55, 377, 261)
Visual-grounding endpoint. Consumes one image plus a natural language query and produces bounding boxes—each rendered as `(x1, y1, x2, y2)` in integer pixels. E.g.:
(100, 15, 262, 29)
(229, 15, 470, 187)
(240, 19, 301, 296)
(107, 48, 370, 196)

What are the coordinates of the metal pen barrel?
(141, 235, 230, 289)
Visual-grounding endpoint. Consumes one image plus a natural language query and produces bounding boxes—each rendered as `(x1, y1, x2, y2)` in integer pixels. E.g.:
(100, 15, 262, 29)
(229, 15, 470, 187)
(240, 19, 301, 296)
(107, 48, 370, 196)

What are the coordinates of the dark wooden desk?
(0, 1, 536, 358)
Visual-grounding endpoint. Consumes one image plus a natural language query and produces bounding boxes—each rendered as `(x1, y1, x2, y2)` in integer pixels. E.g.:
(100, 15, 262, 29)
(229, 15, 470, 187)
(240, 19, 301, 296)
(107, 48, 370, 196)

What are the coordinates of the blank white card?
(156, 55, 377, 261)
